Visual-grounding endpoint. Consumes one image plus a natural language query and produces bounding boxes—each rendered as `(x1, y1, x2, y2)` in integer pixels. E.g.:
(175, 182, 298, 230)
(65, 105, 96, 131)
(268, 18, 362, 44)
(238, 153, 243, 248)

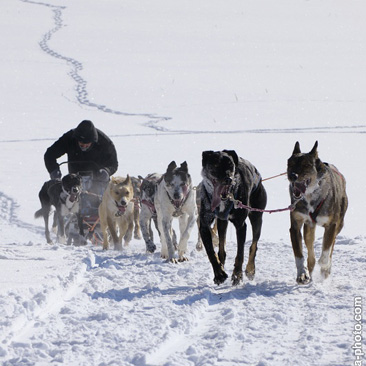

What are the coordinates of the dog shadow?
(174, 280, 299, 306)
(88, 280, 298, 305)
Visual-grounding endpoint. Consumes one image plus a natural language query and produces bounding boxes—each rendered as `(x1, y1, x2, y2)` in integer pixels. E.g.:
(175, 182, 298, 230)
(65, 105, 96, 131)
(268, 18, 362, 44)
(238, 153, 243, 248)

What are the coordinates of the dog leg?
(77, 213, 84, 237)
(56, 211, 66, 245)
(51, 212, 57, 235)
(134, 205, 142, 240)
(217, 219, 228, 266)
(211, 220, 219, 247)
(200, 221, 228, 285)
(196, 216, 203, 251)
(100, 218, 109, 251)
(107, 217, 120, 251)
(232, 220, 247, 285)
(124, 221, 134, 246)
(157, 216, 170, 260)
(304, 223, 316, 275)
(290, 214, 310, 284)
(318, 223, 337, 278)
(140, 212, 156, 253)
(177, 212, 196, 262)
(246, 211, 264, 281)
(44, 213, 52, 244)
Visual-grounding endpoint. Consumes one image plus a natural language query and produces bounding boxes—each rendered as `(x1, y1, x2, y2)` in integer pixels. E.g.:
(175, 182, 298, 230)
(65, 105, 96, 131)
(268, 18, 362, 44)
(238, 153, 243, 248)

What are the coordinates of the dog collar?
(166, 188, 192, 215)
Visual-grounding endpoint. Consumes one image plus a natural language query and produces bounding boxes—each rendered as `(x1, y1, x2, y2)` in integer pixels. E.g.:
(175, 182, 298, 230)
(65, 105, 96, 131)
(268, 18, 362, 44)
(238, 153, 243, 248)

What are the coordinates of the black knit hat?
(73, 120, 98, 143)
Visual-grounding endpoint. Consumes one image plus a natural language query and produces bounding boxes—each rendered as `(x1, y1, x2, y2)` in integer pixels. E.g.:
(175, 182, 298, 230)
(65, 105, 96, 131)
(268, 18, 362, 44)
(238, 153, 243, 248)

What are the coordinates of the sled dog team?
(36, 141, 348, 285)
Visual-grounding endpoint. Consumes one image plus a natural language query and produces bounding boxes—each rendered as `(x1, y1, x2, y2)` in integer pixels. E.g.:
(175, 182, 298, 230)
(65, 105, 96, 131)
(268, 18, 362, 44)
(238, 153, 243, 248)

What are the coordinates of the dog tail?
(34, 208, 44, 219)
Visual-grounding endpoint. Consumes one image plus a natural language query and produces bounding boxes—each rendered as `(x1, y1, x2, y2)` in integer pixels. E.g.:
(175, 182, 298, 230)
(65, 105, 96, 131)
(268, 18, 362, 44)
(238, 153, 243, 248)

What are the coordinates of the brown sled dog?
(287, 141, 348, 284)
(99, 176, 134, 251)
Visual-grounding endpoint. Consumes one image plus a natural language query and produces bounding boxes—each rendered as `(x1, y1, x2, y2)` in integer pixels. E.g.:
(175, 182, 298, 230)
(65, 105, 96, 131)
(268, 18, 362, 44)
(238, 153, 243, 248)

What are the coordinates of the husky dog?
(131, 176, 142, 240)
(287, 141, 348, 284)
(155, 161, 197, 262)
(199, 150, 267, 285)
(35, 174, 82, 244)
(138, 173, 162, 253)
(99, 176, 135, 251)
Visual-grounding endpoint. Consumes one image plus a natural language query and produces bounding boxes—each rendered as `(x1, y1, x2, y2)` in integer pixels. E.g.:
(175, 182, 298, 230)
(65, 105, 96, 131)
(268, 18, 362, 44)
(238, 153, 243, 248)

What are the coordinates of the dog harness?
(309, 199, 326, 223)
(166, 188, 192, 217)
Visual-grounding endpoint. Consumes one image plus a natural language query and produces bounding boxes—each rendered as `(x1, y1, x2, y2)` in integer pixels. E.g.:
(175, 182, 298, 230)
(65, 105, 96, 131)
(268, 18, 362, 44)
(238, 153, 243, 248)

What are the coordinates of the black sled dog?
(35, 174, 82, 244)
(287, 141, 348, 284)
(199, 150, 267, 285)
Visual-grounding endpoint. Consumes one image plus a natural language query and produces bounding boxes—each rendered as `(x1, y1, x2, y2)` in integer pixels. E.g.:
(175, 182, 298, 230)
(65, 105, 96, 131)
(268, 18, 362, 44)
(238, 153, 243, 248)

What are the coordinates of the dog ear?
(292, 141, 301, 155)
(202, 151, 214, 167)
(124, 175, 131, 184)
(309, 141, 318, 158)
(223, 150, 239, 167)
(167, 161, 177, 173)
(180, 161, 188, 172)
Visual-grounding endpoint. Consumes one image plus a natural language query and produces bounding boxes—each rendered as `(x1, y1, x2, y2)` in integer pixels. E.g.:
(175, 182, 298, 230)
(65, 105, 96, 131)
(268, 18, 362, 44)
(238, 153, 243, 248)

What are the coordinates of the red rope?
(262, 172, 287, 182)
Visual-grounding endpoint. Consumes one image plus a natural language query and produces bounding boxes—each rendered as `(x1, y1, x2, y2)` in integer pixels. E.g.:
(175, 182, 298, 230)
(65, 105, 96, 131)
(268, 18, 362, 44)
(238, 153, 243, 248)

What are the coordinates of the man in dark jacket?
(44, 120, 118, 181)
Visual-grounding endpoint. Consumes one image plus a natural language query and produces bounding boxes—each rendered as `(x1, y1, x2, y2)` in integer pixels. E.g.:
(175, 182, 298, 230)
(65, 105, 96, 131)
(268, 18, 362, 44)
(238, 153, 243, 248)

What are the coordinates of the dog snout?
(120, 199, 128, 207)
(173, 192, 182, 200)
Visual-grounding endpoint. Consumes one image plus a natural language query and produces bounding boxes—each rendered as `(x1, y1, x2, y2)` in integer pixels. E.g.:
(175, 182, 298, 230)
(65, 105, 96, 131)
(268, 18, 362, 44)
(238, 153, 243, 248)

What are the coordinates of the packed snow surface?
(1, 0, 365, 365)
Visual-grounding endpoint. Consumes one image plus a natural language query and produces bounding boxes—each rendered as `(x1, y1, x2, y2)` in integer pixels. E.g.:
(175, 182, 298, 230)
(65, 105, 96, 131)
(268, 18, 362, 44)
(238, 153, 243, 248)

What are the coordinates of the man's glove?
(98, 168, 110, 182)
(50, 168, 62, 180)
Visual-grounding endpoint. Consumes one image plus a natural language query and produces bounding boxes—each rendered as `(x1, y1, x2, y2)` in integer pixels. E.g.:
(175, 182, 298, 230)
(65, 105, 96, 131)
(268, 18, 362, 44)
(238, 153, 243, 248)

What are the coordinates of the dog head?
(130, 176, 142, 199)
(61, 174, 82, 203)
(287, 141, 325, 199)
(108, 175, 134, 215)
(139, 174, 160, 203)
(201, 150, 238, 211)
(163, 161, 192, 208)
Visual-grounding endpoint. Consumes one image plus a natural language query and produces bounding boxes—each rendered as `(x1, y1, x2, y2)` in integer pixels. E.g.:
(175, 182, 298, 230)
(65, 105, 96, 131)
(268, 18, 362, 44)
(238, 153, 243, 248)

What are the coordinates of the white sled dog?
(99, 176, 134, 251)
(155, 161, 197, 262)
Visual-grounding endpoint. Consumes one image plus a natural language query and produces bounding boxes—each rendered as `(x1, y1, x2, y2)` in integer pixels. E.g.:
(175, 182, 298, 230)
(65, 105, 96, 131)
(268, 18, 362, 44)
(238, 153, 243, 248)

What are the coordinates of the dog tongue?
(293, 182, 307, 198)
(117, 205, 126, 214)
(211, 184, 226, 211)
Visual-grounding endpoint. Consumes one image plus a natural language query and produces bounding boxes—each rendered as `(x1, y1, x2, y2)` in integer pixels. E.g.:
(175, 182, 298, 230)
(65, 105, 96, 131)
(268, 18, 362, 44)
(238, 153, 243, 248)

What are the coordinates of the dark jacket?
(44, 128, 118, 176)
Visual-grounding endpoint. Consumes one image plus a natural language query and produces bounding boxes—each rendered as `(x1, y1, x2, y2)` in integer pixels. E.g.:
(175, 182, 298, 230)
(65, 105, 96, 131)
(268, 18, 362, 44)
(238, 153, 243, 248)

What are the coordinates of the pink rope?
(227, 193, 297, 214)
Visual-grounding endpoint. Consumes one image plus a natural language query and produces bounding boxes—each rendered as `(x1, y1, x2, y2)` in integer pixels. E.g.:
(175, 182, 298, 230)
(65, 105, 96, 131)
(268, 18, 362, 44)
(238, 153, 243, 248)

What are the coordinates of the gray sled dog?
(138, 173, 162, 253)
(287, 141, 348, 284)
(155, 161, 197, 262)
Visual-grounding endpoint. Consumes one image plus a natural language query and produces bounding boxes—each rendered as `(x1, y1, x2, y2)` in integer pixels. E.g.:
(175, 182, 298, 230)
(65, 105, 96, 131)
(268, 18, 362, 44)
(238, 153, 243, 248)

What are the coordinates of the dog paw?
(146, 241, 157, 253)
(320, 267, 331, 279)
(245, 269, 255, 281)
(214, 271, 228, 285)
(231, 272, 243, 286)
(134, 232, 142, 240)
(58, 236, 66, 245)
(114, 243, 123, 251)
(296, 272, 311, 285)
(195, 242, 203, 251)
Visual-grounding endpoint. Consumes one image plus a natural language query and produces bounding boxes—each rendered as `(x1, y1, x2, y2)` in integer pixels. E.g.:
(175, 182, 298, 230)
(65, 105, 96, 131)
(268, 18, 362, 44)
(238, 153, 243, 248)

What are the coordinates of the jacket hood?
(73, 120, 98, 143)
